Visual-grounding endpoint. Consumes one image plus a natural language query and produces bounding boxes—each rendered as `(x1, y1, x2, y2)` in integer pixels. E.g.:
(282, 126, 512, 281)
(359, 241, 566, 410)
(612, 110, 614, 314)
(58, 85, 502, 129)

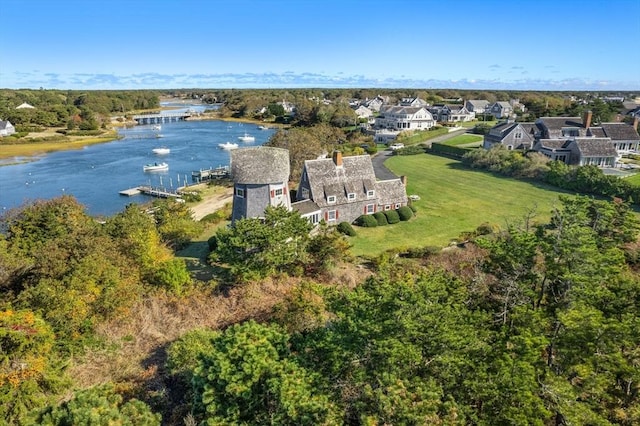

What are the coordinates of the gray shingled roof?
(303, 155, 377, 208)
(600, 123, 640, 141)
(588, 127, 607, 137)
(537, 139, 572, 150)
(380, 105, 427, 115)
(291, 199, 321, 215)
(376, 179, 408, 205)
(538, 117, 584, 130)
(467, 100, 490, 108)
(573, 138, 618, 157)
(230, 147, 290, 184)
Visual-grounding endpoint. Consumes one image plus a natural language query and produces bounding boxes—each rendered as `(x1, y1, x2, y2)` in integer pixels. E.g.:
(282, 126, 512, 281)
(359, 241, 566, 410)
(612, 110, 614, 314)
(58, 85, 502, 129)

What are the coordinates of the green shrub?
(355, 215, 378, 227)
(373, 212, 388, 226)
(336, 221, 356, 236)
(384, 209, 400, 224)
(400, 246, 441, 258)
(393, 145, 425, 155)
(208, 235, 218, 251)
(409, 204, 418, 213)
(397, 206, 414, 221)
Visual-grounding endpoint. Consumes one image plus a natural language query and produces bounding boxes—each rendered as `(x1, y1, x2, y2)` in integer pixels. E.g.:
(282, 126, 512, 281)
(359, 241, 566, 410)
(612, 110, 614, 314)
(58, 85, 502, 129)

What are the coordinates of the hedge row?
(355, 206, 415, 228)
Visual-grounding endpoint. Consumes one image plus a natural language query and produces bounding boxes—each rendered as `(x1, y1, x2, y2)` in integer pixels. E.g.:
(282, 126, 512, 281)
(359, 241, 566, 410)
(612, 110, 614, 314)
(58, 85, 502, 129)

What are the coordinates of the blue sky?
(1, 0, 639, 91)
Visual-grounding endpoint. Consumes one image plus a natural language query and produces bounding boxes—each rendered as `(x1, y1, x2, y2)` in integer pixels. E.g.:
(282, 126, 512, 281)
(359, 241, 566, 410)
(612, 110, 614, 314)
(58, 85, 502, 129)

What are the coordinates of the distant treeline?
(0, 88, 635, 131)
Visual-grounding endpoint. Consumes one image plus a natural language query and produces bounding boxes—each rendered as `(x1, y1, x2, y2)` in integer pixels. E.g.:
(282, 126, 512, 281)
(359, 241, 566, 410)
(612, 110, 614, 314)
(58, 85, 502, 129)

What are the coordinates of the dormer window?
(347, 193, 356, 202)
(235, 188, 245, 198)
(327, 195, 336, 204)
(367, 190, 375, 198)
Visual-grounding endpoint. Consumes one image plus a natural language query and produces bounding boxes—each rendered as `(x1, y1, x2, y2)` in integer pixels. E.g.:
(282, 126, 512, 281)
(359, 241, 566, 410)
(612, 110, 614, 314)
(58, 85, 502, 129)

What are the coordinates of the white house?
(375, 106, 436, 131)
(0, 120, 16, 137)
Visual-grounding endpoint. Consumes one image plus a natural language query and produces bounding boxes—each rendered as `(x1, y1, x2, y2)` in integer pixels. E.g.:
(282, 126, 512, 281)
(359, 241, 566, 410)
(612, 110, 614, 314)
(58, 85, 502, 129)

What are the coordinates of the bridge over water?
(132, 112, 193, 125)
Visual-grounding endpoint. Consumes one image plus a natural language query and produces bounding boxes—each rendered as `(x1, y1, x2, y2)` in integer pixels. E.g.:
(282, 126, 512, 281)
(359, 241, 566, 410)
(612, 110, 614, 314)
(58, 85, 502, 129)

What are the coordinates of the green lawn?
(624, 173, 640, 186)
(441, 134, 484, 147)
(349, 153, 572, 257)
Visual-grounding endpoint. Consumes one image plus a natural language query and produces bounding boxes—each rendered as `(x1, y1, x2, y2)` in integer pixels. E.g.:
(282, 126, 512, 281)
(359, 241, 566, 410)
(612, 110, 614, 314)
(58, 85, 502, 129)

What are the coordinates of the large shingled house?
(229, 147, 408, 226)
(294, 151, 408, 225)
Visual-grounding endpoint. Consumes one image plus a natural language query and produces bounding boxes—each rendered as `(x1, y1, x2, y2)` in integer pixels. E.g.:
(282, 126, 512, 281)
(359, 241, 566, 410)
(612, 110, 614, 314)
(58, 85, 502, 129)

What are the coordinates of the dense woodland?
(1, 88, 640, 425)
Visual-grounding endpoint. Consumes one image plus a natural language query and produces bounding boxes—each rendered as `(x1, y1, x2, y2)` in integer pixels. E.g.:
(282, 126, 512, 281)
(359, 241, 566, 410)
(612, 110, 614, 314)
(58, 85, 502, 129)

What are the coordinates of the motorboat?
(143, 162, 169, 172)
(238, 133, 255, 142)
(218, 142, 239, 150)
(257, 125, 271, 130)
(152, 147, 170, 155)
(152, 124, 162, 131)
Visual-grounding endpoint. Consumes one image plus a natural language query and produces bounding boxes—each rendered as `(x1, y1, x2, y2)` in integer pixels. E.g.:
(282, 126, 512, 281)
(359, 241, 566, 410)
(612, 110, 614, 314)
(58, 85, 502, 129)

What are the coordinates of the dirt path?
(188, 185, 234, 220)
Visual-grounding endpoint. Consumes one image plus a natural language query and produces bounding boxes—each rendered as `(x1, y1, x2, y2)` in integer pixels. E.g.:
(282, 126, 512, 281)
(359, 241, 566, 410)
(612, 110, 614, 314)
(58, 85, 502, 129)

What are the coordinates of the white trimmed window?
(327, 195, 336, 204)
(327, 210, 337, 221)
(235, 187, 245, 198)
(395, 203, 401, 209)
(366, 204, 375, 214)
(367, 190, 375, 198)
(347, 193, 356, 202)
(302, 187, 309, 199)
(384, 204, 391, 211)
(274, 188, 283, 196)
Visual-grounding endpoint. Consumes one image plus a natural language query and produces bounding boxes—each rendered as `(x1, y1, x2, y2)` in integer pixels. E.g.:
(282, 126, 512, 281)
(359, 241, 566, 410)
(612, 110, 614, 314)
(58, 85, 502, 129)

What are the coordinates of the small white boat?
(143, 162, 169, 172)
(218, 142, 239, 150)
(152, 124, 162, 131)
(152, 147, 170, 155)
(258, 125, 270, 130)
(238, 133, 255, 142)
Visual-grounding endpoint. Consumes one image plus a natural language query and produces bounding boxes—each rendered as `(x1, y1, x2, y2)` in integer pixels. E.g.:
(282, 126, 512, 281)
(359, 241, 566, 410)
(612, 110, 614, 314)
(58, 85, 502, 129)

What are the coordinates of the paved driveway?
(371, 127, 470, 180)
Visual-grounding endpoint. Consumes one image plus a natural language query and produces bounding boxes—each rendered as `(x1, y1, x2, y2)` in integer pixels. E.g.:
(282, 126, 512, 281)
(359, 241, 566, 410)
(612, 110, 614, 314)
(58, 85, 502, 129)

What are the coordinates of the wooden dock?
(119, 185, 180, 198)
(191, 166, 230, 182)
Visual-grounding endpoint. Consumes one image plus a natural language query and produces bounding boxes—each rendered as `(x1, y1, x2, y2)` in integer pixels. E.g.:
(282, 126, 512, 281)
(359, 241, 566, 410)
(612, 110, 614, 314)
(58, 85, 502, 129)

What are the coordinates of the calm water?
(0, 114, 275, 217)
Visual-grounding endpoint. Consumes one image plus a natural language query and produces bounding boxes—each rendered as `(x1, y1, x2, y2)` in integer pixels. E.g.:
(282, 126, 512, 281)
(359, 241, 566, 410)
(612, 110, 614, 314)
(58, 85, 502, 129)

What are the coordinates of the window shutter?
(270, 190, 274, 198)
(336, 210, 339, 219)
(324, 211, 328, 221)
(364, 206, 367, 214)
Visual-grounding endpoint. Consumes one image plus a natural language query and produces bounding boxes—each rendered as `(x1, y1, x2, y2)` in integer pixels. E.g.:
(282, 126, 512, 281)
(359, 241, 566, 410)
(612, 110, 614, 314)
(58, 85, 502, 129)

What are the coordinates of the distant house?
(353, 105, 373, 119)
(364, 96, 387, 112)
(439, 104, 474, 122)
(0, 120, 16, 137)
(230, 147, 292, 223)
(530, 112, 637, 167)
(483, 121, 535, 150)
(16, 102, 35, 109)
(399, 97, 429, 107)
(295, 151, 408, 225)
(488, 101, 514, 119)
(465, 100, 490, 115)
(533, 138, 618, 167)
(375, 105, 436, 131)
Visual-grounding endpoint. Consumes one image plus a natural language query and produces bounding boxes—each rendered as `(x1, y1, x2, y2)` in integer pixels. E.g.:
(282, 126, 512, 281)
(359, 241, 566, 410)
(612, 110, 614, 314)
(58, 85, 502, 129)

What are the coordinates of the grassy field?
(440, 134, 484, 146)
(349, 153, 572, 257)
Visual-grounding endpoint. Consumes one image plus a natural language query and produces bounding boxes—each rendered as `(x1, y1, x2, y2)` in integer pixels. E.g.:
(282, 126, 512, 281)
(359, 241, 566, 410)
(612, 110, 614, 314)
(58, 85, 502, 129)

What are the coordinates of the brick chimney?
(583, 110, 593, 129)
(332, 150, 343, 167)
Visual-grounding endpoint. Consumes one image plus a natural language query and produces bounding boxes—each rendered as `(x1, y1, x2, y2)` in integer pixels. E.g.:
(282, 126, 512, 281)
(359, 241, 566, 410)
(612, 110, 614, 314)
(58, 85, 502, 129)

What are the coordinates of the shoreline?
(0, 115, 282, 164)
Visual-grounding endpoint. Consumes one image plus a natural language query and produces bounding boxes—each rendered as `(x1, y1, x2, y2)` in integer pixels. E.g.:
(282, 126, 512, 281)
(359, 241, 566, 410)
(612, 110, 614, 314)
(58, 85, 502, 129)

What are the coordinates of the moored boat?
(238, 132, 255, 142)
(143, 162, 169, 172)
(152, 147, 170, 155)
(218, 142, 239, 150)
